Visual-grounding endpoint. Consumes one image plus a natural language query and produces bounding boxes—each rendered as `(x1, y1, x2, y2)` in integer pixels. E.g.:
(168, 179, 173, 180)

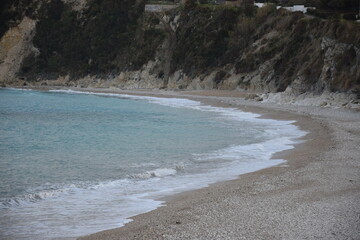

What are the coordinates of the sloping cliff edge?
(1, 0, 359, 108)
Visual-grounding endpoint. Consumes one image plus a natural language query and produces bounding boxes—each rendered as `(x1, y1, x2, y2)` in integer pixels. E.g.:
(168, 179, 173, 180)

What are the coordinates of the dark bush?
(25, 0, 166, 80)
(171, 6, 241, 75)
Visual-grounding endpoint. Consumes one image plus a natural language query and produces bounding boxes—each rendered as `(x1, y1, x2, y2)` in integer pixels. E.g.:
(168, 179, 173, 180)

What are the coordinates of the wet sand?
(55, 88, 360, 240)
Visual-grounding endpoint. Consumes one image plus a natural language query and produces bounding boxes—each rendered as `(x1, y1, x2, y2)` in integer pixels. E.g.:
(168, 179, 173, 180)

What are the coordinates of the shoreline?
(76, 88, 360, 240)
(5, 87, 360, 239)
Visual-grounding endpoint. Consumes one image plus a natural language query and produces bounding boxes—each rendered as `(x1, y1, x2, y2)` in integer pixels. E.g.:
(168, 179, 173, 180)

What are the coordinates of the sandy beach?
(63, 88, 360, 240)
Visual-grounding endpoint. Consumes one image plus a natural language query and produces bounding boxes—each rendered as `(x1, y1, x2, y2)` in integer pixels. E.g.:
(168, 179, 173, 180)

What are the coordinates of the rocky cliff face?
(0, 1, 359, 106)
(0, 17, 37, 84)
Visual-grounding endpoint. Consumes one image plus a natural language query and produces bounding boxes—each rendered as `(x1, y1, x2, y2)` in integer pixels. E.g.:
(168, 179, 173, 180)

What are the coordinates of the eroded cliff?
(0, 0, 359, 106)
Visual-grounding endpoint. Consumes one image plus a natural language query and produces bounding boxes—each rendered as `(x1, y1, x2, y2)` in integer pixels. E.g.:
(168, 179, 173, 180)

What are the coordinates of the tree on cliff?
(243, 0, 256, 16)
(184, 0, 197, 10)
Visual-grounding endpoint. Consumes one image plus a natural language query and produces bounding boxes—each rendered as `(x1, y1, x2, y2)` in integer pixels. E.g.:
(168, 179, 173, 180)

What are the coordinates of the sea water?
(0, 88, 305, 239)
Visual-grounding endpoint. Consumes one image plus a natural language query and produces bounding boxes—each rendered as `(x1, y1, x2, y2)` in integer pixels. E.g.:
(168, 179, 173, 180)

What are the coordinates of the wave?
(192, 137, 296, 164)
(2, 87, 34, 91)
(130, 168, 178, 179)
(1, 166, 183, 208)
(1, 88, 304, 209)
(1, 186, 76, 208)
(0, 88, 307, 239)
(2, 134, 297, 209)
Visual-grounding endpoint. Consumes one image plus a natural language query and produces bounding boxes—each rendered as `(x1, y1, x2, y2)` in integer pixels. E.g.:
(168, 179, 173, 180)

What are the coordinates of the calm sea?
(0, 88, 305, 239)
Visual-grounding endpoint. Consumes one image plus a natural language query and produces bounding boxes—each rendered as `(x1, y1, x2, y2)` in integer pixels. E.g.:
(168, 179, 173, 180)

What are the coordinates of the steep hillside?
(165, 5, 360, 95)
(0, 0, 165, 84)
(22, 0, 165, 80)
(0, 0, 359, 105)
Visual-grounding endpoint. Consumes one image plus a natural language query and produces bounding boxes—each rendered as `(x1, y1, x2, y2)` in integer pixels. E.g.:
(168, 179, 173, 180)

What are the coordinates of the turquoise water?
(0, 88, 305, 239)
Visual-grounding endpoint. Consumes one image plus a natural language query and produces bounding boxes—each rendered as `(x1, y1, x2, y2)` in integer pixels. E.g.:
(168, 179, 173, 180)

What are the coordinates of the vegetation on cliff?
(0, 0, 38, 37)
(256, 0, 358, 10)
(169, 3, 359, 93)
(21, 0, 165, 80)
(0, 0, 359, 95)
(171, 6, 242, 76)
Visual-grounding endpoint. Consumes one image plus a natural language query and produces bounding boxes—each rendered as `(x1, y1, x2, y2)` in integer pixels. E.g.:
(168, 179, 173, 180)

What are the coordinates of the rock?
(244, 93, 260, 100)
(320, 101, 328, 107)
(0, 17, 36, 84)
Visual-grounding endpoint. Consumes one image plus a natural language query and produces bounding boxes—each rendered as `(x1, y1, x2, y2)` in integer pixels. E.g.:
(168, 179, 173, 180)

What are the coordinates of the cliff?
(0, 0, 359, 107)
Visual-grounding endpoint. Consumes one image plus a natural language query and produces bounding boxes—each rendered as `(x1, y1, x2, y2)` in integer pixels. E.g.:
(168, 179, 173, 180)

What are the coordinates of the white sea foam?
(49, 89, 294, 125)
(3, 87, 34, 91)
(131, 168, 177, 179)
(1, 89, 306, 240)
